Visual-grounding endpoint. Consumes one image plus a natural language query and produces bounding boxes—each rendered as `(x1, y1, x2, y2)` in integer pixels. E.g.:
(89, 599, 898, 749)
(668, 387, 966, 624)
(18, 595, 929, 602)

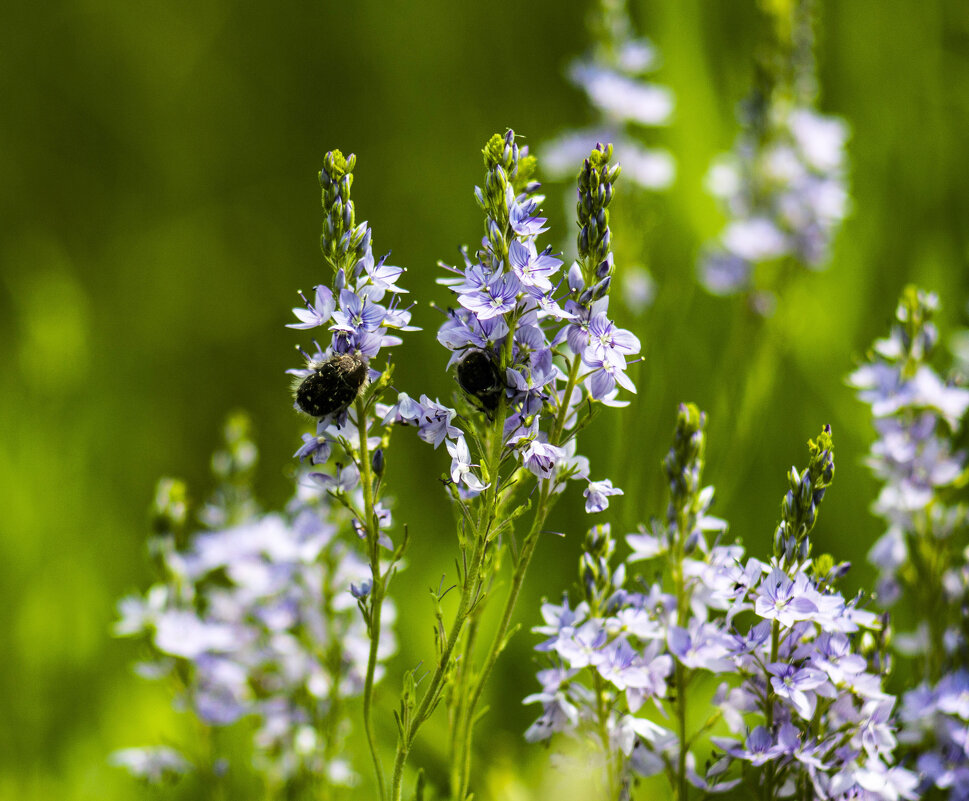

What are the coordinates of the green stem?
(552, 356, 583, 444)
(675, 662, 689, 801)
(451, 354, 585, 797)
(356, 397, 387, 801)
(671, 503, 690, 801)
(594, 670, 620, 800)
(391, 395, 511, 801)
(454, 489, 550, 799)
(764, 619, 780, 800)
(448, 615, 480, 798)
(390, 501, 489, 801)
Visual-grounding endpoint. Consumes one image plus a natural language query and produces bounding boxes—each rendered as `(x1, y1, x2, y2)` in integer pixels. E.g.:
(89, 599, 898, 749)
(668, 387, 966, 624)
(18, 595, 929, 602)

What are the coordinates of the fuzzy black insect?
(295, 353, 369, 418)
(456, 348, 504, 412)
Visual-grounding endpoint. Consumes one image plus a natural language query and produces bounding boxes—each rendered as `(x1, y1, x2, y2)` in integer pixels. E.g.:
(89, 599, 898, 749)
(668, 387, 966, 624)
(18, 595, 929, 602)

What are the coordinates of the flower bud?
(568, 262, 585, 294)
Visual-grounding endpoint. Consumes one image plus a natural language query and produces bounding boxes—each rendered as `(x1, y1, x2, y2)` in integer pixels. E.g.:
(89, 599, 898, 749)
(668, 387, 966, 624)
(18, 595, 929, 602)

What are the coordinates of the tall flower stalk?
(541, 0, 674, 317)
(541, 0, 675, 194)
(698, 0, 849, 313)
(852, 286, 969, 796)
(287, 150, 417, 800)
(382, 130, 638, 800)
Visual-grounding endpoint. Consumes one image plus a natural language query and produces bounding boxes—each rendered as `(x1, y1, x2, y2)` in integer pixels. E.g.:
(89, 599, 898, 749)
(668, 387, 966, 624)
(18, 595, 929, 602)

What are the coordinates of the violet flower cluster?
(388, 130, 638, 507)
(286, 149, 416, 570)
(698, 0, 849, 313)
(850, 287, 969, 620)
(286, 149, 420, 799)
(699, 101, 849, 311)
(540, 0, 674, 193)
(526, 404, 917, 800)
(540, 0, 671, 317)
(377, 130, 640, 801)
(289, 148, 417, 459)
(113, 413, 394, 791)
(852, 286, 969, 797)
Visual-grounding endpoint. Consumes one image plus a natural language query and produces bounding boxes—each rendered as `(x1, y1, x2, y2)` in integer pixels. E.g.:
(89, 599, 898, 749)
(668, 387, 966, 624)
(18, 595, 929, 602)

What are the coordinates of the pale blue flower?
(583, 478, 623, 513)
(555, 619, 608, 669)
(754, 568, 821, 627)
(767, 662, 829, 720)
(446, 436, 488, 492)
(667, 622, 733, 672)
(110, 746, 192, 784)
(521, 440, 565, 479)
(508, 239, 561, 291)
(457, 270, 522, 321)
(288, 285, 335, 329)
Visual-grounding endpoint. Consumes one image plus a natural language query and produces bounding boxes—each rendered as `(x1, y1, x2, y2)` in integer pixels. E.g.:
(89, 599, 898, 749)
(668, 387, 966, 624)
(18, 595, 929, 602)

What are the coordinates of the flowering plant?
(541, 0, 675, 194)
(853, 286, 969, 798)
(106, 7, 965, 798)
(698, 0, 849, 313)
(382, 129, 640, 800)
(113, 413, 395, 794)
(113, 129, 642, 801)
(526, 405, 918, 800)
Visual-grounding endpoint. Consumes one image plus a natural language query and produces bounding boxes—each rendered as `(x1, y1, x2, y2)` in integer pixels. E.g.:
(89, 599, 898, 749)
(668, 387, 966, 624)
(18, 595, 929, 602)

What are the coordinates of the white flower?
(446, 436, 488, 492)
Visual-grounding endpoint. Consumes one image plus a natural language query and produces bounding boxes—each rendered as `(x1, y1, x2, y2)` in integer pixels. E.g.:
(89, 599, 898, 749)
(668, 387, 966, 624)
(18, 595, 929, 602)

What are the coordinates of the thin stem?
(593, 670, 620, 801)
(448, 614, 480, 798)
(391, 395, 511, 801)
(454, 489, 550, 799)
(390, 497, 488, 801)
(671, 504, 690, 801)
(552, 355, 583, 444)
(453, 354, 584, 797)
(675, 662, 689, 801)
(763, 619, 781, 800)
(356, 397, 387, 801)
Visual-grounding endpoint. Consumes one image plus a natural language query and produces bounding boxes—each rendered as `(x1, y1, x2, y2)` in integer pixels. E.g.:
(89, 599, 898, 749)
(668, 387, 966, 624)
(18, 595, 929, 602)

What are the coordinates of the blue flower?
(508, 189, 548, 237)
(666, 621, 733, 672)
(288, 285, 336, 329)
(533, 595, 590, 653)
(309, 463, 360, 494)
(754, 568, 821, 627)
(457, 270, 522, 321)
(508, 239, 561, 291)
(357, 251, 406, 297)
(583, 478, 623, 513)
(583, 312, 640, 363)
(331, 288, 387, 334)
(584, 351, 637, 400)
(713, 726, 779, 767)
(293, 426, 331, 464)
(699, 100, 850, 308)
(554, 618, 608, 669)
(520, 440, 565, 480)
(767, 662, 828, 720)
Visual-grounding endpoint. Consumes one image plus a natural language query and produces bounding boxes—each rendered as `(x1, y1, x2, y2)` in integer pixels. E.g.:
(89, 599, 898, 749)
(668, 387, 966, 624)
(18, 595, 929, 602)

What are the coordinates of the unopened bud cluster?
(319, 150, 371, 272)
(772, 424, 833, 566)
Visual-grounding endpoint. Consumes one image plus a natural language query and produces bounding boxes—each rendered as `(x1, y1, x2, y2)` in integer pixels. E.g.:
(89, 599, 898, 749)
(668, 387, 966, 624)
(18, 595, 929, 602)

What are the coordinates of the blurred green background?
(2, 0, 968, 798)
